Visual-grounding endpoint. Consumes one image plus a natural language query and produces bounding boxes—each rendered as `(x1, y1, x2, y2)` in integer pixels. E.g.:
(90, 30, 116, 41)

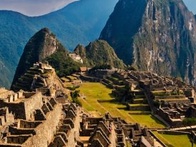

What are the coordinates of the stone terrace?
(83, 69, 196, 127)
(0, 87, 83, 147)
(79, 113, 162, 147)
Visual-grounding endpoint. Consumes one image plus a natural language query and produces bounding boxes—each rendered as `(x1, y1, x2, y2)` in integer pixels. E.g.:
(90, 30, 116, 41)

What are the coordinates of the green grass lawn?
(78, 82, 135, 122)
(153, 131, 194, 147)
(130, 114, 164, 128)
(78, 82, 165, 128)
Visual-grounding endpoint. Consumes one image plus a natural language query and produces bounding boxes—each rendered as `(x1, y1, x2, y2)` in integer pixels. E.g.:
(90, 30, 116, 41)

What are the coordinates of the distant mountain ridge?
(0, 11, 37, 88)
(100, 0, 196, 85)
(0, 0, 118, 88)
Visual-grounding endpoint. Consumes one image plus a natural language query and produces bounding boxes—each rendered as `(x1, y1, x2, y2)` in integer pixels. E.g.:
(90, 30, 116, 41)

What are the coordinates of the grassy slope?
(153, 131, 194, 147)
(78, 82, 164, 128)
(78, 82, 194, 146)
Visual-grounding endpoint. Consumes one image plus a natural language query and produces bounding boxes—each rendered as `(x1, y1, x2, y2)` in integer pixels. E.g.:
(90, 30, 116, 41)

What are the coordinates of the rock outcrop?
(100, 0, 196, 85)
(74, 40, 125, 69)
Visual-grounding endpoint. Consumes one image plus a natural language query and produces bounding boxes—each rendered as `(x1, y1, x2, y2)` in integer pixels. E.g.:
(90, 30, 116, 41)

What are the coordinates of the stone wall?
(9, 126, 35, 135)
(0, 101, 25, 119)
(0, 92, 43, 120)
(7, 135, 32, 144)
(23, 92, 35, 98)
(0, 88, 14, 99)
(156, 108, 182, 126)
(0, 107, 14, 126)
(22, 104, 62, 147)
(24, 92, 43, 120)
(19, 120, 42, 129)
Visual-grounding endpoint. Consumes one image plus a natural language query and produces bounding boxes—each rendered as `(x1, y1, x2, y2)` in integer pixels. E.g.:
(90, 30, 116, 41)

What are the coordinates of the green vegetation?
(130, 114, 163, 128)
(46, 48, 80, 77)
(183, 118, 196, 126)
(153, 131, 193, 147)
(0, 11, 37, 88)
(89, 64, 112, 71)
(70, 90, 82, 106)
(75, 40, 125, 69)
(78, 82, 165, 128)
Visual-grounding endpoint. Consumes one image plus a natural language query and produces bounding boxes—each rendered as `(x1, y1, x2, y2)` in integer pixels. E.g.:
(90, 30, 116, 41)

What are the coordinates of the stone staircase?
(12, 67, 43, 91)
(101, 73, 151, 114)
(127, 90, 151, 113)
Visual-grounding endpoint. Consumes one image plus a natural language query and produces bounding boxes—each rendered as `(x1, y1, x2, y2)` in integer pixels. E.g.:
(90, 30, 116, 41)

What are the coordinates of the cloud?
(0, 0, 77, 16)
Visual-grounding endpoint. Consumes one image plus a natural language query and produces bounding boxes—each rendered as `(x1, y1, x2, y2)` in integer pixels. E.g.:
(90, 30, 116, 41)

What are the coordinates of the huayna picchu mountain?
(74, 40, 125, 69)
(0, 0, 118, 88)
(100, 0, 196, 85)
(11, 28, 125, 91)
(11, 28, 80, 91)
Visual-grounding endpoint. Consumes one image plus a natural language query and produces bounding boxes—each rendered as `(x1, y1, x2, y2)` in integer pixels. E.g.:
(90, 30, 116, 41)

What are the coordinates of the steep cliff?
(74, 40, 125, 69)
(11, 28, 80, 90)
(100, 0, 196, 85)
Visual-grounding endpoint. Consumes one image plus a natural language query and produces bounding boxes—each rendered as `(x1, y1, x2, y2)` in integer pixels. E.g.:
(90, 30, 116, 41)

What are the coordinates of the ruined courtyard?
(0, 62, 195, 146)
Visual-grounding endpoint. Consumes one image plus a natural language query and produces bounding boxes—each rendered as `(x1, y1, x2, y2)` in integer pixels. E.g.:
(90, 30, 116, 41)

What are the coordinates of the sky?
(0, 0, 195, 16)
(0, 0, 77, 16)
(183, 0, 196, 14)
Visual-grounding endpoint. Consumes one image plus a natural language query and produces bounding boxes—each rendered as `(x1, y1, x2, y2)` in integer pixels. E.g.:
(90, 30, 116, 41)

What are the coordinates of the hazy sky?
(0, 0, 195, 16)
(0, 0, 77, 16)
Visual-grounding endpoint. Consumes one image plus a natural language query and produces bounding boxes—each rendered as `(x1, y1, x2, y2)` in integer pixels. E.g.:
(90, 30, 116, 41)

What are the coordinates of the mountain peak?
(100, 0, 147, 64)
(100, 0, 196, 85)
(11, 28, 73, 90)
(74, 39, 125, 69)
(39, 27, 50, 33)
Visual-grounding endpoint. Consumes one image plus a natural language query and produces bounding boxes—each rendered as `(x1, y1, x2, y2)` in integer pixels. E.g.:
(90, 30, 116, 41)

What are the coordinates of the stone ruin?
(11, 62, 64, 98)
(0, 63, 79, 146)
(2, 61, 196, 146)
(0, 89, 61, 146)
(0, 85, 84, 147)
(124, 70, 196, 127)
(78, 113, 163, 147)
(85, 69, 196, 127)
(0, 86, 163, 147)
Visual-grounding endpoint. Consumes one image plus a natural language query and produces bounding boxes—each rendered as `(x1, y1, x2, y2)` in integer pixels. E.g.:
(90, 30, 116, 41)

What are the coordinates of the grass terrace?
(78, 82, 165, 128)
(77, 82, 194, 146)
(153, 131, 194, 147)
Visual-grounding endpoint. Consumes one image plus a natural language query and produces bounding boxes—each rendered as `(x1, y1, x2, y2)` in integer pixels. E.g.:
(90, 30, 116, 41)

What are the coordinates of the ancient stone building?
(0, 63, 78, 146)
